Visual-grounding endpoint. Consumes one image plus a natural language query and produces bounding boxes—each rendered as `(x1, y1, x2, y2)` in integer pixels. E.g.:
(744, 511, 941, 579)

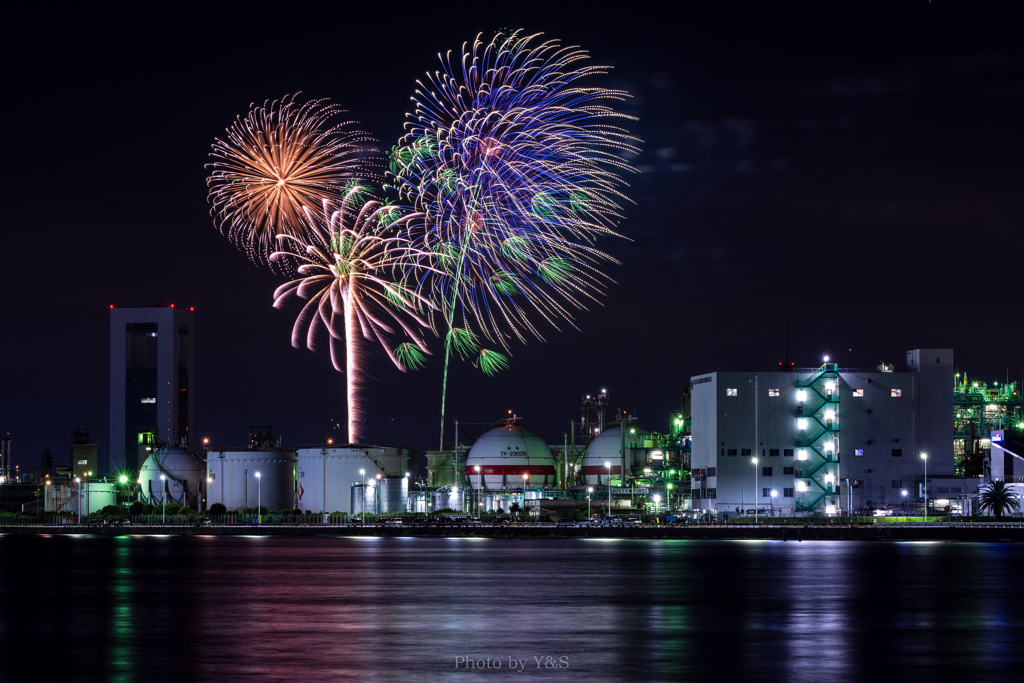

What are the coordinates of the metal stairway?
(794, 363, 841, 512)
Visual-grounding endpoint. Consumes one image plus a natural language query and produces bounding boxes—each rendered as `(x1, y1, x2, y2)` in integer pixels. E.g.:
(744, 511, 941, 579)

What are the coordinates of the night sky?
(4, 2, 1022, 473)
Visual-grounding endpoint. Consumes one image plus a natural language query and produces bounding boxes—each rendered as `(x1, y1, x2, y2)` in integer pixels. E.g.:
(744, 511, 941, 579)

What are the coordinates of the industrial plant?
(1, 305, 1022, 522)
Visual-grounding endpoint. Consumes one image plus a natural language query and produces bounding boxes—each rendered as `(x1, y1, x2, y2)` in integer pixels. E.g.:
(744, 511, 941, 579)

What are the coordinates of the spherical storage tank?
(582, 425, 647, 486)
(207, 448, 296, 512)
(139, 444, 205, 508)
(465, 421, 555, 490)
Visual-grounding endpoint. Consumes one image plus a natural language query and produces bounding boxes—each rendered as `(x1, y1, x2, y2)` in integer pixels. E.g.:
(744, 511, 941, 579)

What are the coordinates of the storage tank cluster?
(296, 446, 414, 514)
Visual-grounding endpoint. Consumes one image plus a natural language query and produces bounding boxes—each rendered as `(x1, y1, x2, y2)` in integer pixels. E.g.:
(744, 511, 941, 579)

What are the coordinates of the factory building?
(206, 428, 296, 511)
(690, 349, 956, 516)
(71, 424, 98, 478)
(0, 432, 11, 483)
(109, 304, 194, 477)
(296, 445, 414, 514)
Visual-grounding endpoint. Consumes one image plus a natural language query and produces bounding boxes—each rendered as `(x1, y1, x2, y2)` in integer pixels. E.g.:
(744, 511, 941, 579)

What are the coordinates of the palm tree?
(979, 480, 1021, 519)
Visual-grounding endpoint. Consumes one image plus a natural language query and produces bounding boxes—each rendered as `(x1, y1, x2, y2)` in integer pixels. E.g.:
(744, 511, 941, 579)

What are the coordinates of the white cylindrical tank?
(295, 446, 409, 513)
(582, 425, 646, 486)
(206, 448, 296, 512)
(464, 422, 556, 491)
(139, 445, 205, 508)
(349, 476, 409, 515)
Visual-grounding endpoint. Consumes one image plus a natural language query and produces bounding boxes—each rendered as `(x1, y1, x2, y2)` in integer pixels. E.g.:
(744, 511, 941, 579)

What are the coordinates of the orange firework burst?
(206, 94, 381, 264)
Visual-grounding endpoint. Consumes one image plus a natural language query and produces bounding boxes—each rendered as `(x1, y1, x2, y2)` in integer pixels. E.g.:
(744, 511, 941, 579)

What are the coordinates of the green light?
(667, 483, 673, 489)
(119, 475, 128, 484)
(630, 428, 635, 434)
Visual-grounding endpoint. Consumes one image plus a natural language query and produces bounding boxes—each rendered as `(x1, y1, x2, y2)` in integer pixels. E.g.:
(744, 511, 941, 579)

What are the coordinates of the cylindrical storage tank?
(206, 448, 296, 512)
(295, 446, 408, 514)
(75, 481, 117, 516)
(431, 489, 463, 511)
(378, 476, 408, 513)
(465, 422, 556, 491)
(582, 426, 646, 486)
(139, 445, 205, 508)
(351, 483, 373, 518)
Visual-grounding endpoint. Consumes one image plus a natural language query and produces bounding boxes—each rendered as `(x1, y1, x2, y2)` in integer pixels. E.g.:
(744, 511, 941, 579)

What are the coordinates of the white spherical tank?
(465, 422, 555, 491)
(206, 448, 296, 512)
(583, 425, 647, 485)
(295, 446, 410, 514)
(139, 445, 205, 508)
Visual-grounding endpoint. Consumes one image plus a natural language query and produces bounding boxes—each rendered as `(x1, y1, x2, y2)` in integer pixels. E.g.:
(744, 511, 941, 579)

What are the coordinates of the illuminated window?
(768, 389, 780, 397)
(727, 388, 738, 397)
(891, 389, 902, 397)
(141, 398, 156, 404)
(783, 487, 794, 498)
(854, 449, 864, 456)
(853, 389, 864, 397)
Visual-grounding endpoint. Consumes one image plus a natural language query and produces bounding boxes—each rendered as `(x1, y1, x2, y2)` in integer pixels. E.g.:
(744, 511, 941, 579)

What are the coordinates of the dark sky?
(4, 2, 1023, 473)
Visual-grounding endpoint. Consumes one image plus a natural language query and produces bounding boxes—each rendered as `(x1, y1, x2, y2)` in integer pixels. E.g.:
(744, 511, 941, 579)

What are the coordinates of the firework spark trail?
(207, 94, 381, 266)
(390, 30, 640, 448)
(270, 190, 436, 443)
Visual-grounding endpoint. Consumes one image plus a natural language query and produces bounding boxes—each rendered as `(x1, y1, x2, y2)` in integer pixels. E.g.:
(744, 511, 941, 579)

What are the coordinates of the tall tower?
(109, 304, 194, 476)
(0, 432, 11, 482)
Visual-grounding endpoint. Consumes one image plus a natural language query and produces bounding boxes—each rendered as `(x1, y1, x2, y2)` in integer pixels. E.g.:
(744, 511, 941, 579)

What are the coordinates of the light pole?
(653, 494, 661, 516)
(753, 456, 761, 528)
(255, 471, 261, 525)
(360, 469, 366, 524)
(771, 489, 777, 517)
(605, 461, 612, 518)
(588, 486, 593, 519)
(376, 473, 382, 516)
(901, 489, 908, 514)
(921, 453, 928, 521)
(523, 472, 529, 518)
(474, 465, 481, 514)
(159, 474, 166, 523)
(75, 477, 82, 523)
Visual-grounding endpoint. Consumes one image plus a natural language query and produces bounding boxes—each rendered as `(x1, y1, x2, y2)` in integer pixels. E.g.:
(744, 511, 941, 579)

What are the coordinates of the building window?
(892, 480, 903, 488)
(707, 467, 716, 477)
(853, 389, 864, 397)
(783, 488, 794, 498)
(783, 449, 794, 457)
(741, 449, 752, 457)
(950, 487, 961, 494)
(762, 488, 771, 498)
(854, 449, 864, 456)
(938, 487, 949, 494)
(727, 449, 737, 456)
(769, 448, 780, 457)
(892, 449, 902, 457)
(727, 388, 738, 397)
(762, 467, 772, 477)
(768, 389, 780, 397)
(891, 389, 902, 397)
(783, 466, 794, 475)
(707, 488, 716, 499)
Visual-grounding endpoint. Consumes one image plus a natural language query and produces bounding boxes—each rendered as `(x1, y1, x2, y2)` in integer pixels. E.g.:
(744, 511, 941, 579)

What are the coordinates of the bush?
(209, 503, 226, 515)
(100, 505, 125, 518)
(129, 501, 146, 516)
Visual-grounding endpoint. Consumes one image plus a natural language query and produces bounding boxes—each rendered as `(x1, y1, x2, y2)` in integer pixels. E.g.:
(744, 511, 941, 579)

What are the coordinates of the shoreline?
(3, 524, 1023, 541)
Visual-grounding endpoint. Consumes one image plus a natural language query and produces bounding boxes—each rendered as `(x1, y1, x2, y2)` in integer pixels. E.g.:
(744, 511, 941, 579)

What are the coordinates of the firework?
(391, 30, 639, 447)
(271, 190, 435, 444)
(208, 94, 380, 264)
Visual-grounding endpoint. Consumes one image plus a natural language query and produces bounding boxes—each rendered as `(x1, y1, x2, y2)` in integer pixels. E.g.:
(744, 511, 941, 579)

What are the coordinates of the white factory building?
(690, 349, 957, 517)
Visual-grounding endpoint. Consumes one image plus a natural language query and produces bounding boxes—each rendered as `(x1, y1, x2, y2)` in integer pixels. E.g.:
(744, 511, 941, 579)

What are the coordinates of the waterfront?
(1, 536, 1023, 682)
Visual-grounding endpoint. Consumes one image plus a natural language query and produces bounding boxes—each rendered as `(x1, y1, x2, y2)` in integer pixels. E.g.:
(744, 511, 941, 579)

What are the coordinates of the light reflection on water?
(1, 537, 1022, 682)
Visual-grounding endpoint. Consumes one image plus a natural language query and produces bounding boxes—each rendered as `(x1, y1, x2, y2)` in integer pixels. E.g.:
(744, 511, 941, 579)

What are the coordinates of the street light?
(901, 489, 908, 513)
(921, 453, 928, 521)
(159, 474, 166, 523)
(588, 486, 593, 519)
(523, 472, 529, 517)
(653, 494, 661, 515)
(376, 473, 382, 515)
(752, 457, 759, 524)
(75, 477, 82, 524)
(360, 469, 366, 524)
(771, 489, 777, 517)
(605, 461, 612, 518)
(255, 471, 261, 525)
(474, 465, 481, 513)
